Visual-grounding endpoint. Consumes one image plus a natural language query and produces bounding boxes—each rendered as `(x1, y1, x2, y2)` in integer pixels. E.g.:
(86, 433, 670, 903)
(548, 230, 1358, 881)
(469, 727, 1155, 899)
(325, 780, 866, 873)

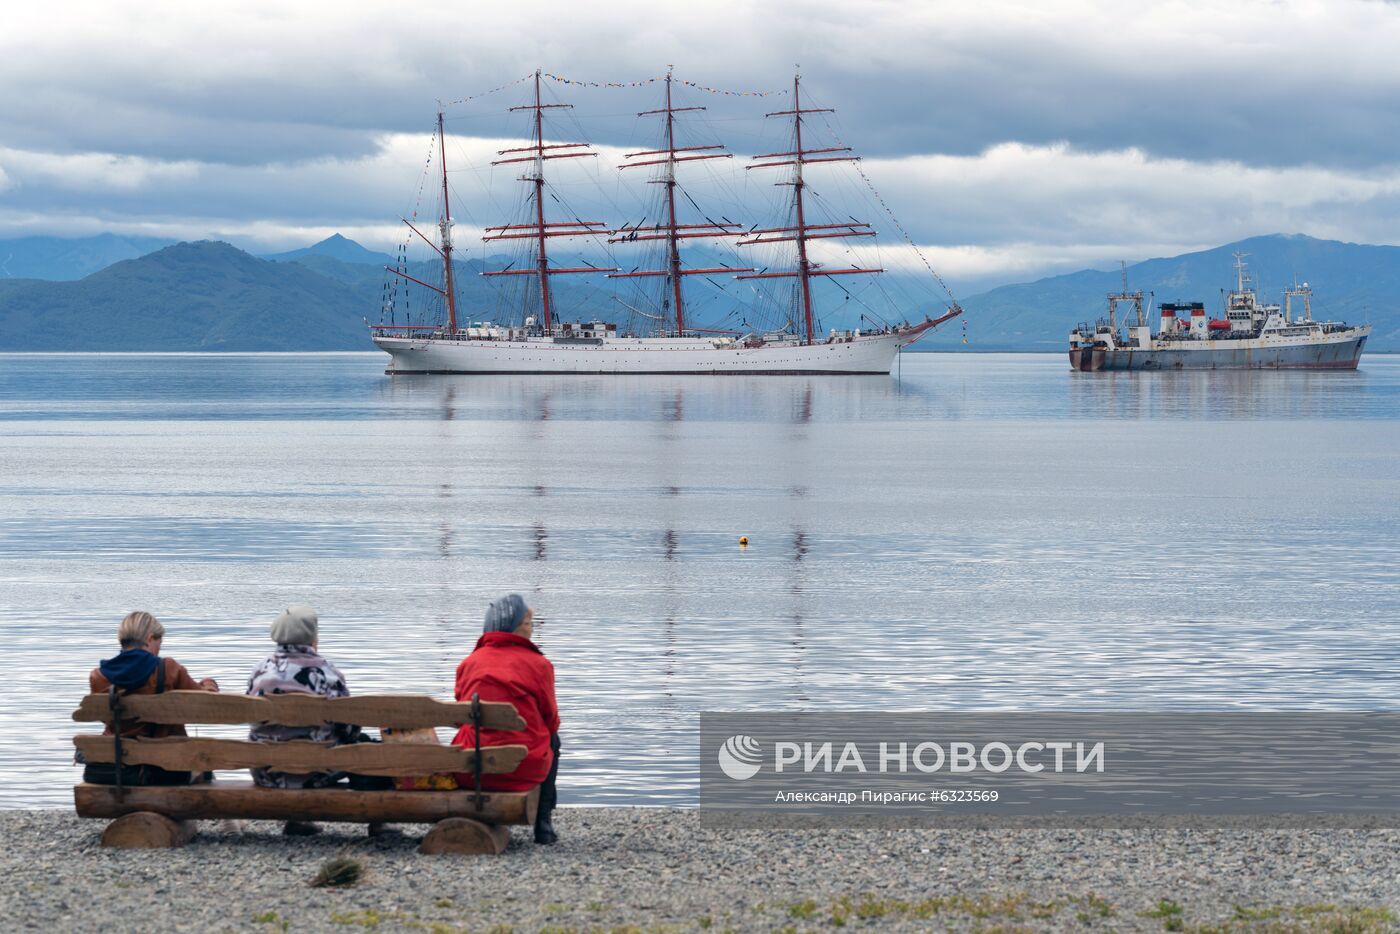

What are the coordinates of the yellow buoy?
(739, 536, 749, 547)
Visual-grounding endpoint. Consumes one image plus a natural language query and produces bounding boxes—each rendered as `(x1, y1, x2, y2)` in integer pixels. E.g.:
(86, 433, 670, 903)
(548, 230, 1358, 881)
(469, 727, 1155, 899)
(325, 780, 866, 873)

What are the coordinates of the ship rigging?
(372, 69, 962, 374)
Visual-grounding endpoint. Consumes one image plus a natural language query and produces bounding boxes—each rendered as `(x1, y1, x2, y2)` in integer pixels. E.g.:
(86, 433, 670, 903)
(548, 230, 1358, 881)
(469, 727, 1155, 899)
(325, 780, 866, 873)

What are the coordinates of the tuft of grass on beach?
(310, 856, 365, 889)
(251, 909, 289, 932)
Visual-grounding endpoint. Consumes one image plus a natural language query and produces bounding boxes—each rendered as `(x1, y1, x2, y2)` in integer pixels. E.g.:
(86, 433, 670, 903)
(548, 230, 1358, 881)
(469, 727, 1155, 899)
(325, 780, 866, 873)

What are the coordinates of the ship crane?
(1105, 260, 1146, 333)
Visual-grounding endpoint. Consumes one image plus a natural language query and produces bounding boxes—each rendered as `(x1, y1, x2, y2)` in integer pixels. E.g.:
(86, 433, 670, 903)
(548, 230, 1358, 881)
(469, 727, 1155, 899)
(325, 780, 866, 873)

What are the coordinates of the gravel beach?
(3, 810, 1399, 933)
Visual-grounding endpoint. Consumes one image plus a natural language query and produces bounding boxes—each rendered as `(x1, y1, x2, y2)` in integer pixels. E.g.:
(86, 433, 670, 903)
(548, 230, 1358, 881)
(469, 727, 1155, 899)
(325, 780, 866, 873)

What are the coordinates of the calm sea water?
(1, 351, 1397, 807)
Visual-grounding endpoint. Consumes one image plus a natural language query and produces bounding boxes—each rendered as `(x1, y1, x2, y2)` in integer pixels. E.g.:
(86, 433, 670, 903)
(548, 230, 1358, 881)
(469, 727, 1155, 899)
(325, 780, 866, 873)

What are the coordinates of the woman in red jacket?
(452, 594, 560, 844)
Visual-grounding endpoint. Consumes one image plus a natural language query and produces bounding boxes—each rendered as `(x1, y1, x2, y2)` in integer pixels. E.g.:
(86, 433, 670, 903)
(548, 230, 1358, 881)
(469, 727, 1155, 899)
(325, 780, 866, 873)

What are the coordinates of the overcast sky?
(3, 0, 1400, 291)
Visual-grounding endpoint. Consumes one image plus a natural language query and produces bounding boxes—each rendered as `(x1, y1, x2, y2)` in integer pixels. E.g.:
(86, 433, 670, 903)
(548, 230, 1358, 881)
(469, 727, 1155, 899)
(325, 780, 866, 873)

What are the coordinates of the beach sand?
(3, 809, 1397, 932)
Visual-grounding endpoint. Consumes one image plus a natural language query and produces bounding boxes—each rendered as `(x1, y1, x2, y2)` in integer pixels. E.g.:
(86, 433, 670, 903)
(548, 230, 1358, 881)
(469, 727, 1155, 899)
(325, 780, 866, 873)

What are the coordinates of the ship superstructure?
(371, 71, 957, 375)
(1069, 254, 1369, 371)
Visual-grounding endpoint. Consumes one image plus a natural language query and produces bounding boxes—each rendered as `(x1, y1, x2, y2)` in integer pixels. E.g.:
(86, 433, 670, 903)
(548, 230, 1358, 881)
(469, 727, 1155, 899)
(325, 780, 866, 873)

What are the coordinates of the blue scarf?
(98, 647, 160, 690)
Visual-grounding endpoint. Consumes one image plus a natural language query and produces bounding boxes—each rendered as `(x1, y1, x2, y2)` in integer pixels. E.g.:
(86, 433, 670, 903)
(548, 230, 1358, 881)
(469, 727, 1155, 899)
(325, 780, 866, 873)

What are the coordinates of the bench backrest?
(73, 691, 527, 779)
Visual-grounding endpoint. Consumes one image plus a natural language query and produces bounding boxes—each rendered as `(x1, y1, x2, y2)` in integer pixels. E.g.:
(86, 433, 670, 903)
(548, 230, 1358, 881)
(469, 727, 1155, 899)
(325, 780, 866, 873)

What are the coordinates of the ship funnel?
(1159, 304, 1179, 334)
(1189, 303, 1208, 337)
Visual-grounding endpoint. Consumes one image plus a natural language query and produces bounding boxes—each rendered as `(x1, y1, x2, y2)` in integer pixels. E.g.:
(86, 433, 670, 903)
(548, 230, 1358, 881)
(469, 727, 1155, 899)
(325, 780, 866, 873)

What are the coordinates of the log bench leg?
(101, 812, 198, 849)
(418, 817, 510, 855)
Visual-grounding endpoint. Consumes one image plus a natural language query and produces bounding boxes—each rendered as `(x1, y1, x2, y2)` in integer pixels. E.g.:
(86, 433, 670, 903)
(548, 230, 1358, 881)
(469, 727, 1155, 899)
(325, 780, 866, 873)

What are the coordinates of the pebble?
(0, 809, 1397, 932)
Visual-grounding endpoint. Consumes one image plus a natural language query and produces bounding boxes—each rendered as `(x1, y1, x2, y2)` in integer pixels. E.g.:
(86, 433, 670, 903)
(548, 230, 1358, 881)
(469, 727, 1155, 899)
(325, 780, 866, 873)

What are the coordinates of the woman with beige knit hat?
(246, 605, 359, 772)
(245, 605, 363, 834)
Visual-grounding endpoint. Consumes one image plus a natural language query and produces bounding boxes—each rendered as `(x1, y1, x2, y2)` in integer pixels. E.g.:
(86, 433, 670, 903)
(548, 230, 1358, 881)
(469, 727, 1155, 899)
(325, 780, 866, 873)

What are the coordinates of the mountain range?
(0, 235, 624, 351)
(0, 233, 175, 280)
(0, 232, 1393, 352)
(926, 233, 1400, 352)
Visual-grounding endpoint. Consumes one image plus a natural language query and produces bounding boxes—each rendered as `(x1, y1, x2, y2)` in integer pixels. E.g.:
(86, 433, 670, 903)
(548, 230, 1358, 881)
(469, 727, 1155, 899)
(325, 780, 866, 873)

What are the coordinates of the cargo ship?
(371, 71, 958, 375)
(1069, 254, 1369, 371)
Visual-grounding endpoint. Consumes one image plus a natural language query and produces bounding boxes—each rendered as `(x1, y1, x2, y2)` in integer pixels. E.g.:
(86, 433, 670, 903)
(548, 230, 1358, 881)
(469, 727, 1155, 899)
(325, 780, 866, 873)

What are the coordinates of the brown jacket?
(89, 657, 201, 739)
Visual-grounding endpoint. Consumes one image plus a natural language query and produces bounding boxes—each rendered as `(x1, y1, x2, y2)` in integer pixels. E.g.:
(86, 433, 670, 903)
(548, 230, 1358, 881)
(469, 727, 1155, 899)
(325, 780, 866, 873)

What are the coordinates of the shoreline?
(3, 809, 1397, 933)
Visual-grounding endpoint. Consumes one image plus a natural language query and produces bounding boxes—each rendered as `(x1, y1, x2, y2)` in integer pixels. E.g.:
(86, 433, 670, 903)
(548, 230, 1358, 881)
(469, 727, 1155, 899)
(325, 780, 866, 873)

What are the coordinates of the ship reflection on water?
(1066, 366, 1373, 419)
(386, 358, 1387, 424)
(384, 372, 905, 423)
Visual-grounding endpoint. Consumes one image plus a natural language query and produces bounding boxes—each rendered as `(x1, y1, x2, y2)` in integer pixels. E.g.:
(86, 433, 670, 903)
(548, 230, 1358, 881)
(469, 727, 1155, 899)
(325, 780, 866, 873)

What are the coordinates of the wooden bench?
(72, 690, 537, 855)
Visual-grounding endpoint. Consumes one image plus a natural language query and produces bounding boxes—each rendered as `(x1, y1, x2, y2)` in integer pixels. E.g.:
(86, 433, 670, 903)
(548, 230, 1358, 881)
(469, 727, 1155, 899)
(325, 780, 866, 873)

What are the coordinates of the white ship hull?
(373, 322, 939, 375)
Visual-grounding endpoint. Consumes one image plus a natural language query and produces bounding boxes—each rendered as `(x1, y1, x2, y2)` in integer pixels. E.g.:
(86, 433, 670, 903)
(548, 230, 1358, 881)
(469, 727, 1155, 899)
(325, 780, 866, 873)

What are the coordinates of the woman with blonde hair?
(83, 611, 220, 786)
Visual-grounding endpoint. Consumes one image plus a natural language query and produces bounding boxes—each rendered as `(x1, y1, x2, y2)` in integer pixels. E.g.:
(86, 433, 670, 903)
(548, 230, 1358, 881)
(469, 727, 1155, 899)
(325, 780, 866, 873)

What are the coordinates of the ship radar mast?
(736, 71, 883, 345)
(481, 69, 617, 333)
(1285, 281, 1313, 324)
(608, 68, 754, 336)
(1233, 251, 1252, 294)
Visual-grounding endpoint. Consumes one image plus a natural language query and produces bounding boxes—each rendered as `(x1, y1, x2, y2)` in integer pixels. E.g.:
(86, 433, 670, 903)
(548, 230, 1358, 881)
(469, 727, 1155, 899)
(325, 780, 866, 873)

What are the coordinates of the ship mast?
(438, 110, 459, 335)
(737, 72, 882, 345)
(384, 108, 461, 335)
(481, 70, 616, 332)
(609, 69, 752, 336)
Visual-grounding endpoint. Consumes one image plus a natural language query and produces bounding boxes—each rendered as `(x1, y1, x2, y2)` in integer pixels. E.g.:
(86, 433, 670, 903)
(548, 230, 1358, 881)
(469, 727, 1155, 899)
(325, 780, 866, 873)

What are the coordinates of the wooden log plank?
(72, 692, 526, 731)
(380, 727, 442, 745)
(418, 817, 510, 855)
(100, 812, 197, 849)
(73, 736, 527, 777)
(75, 781, 539, 826)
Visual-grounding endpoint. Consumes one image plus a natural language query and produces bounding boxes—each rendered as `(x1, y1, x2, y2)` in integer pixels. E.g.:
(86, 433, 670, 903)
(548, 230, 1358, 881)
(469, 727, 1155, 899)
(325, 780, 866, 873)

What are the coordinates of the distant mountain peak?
(148, 239, 245, 259)
(263, 234, 392, 266)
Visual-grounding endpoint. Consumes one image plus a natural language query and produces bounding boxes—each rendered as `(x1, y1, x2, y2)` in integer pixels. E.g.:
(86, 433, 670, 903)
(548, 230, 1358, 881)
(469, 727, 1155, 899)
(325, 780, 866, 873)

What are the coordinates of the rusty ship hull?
(1071, 331, 1368, 371)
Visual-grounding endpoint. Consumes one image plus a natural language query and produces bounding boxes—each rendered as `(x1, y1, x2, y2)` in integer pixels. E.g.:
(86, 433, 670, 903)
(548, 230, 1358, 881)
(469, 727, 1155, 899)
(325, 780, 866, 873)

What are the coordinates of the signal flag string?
(444, 73, 535, 105)
(851, 160, 961, 313)
(408, 125, 438, 222)
(544, 72, 787, 97)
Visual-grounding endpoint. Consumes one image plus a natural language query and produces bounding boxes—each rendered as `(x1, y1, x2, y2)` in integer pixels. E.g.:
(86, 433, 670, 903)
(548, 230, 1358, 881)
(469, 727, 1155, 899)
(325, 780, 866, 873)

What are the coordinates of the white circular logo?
(717, 734, 763, 781)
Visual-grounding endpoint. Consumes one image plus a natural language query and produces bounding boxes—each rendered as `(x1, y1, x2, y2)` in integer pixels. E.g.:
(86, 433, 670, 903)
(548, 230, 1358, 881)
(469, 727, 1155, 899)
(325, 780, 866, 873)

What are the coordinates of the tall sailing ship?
(371, 71, 958, 374)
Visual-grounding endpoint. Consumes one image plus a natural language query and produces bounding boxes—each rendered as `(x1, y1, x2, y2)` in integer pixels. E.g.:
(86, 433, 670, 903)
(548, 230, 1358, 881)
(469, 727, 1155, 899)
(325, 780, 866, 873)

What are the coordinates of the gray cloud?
(7, 1, 1400, 167)
(4, 0, 1400, 289)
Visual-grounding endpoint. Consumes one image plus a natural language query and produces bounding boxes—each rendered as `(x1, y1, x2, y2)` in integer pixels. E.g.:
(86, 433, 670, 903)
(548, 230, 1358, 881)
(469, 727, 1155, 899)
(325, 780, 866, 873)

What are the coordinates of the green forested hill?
(0, 241, 371, 351)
